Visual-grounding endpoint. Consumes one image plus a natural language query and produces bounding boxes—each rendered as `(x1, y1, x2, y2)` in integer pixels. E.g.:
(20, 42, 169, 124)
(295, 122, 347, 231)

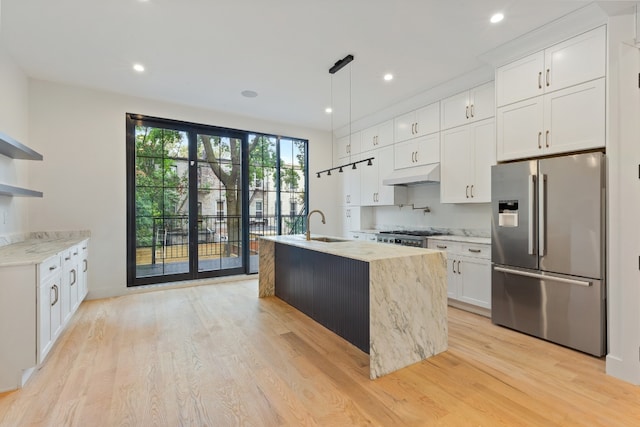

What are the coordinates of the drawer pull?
(49, 265, 57, 271)
(468, 248, 482, 253)
(73, 251, 78, 256)
(436, 245, 447, 249)
(65, 256, 71, 261)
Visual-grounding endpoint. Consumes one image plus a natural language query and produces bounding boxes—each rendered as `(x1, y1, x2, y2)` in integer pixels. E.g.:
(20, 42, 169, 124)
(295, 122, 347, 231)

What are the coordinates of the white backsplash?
(368, 183, 491, 237)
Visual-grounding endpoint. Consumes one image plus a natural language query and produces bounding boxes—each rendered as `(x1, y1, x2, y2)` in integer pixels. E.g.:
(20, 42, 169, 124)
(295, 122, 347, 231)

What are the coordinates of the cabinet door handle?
(436, 244, 447, 249)
(470, 104, 475, 118)
(414, 151, 418, 163)
(414, 122, 418, 134)
(470, 185, 474, 198)
(538, 131, 542, 149)
(465, 105, 470, 119)
(83, 259, 88, 272)
(465, 185, 470, 198)
(457, 260, 461, 274)
(546, 68, 550, 87)
(468, 248, 481, 253)
(538, 71, 542, 89)
(51, 284, 59, 306)
(545, 130, 550, 148)
(70, 269, 77, 286)
(452, 260, 456, 273)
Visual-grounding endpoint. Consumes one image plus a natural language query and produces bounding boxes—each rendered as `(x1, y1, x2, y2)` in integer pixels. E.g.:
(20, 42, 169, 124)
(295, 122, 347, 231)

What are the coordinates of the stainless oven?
(375, 230, 443, 248)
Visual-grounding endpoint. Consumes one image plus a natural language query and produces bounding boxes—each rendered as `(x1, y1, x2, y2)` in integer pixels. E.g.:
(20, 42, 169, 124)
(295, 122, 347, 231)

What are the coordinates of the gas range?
(375, 230, 445, 248)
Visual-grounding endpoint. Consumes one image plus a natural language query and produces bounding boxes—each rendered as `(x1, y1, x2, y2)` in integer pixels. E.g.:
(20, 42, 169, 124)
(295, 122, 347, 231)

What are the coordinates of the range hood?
(382, 163, 440, 186)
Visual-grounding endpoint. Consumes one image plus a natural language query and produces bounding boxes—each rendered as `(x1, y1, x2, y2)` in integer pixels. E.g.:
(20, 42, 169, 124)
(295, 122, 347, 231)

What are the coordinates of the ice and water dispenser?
(498, 200, 519, 227)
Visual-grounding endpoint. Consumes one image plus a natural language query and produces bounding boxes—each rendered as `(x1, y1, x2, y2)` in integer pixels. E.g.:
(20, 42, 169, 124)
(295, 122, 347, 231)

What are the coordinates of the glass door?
(130, 123, 192, 281)
(127, 114, 308, 286)
(195, 132, 245, 275)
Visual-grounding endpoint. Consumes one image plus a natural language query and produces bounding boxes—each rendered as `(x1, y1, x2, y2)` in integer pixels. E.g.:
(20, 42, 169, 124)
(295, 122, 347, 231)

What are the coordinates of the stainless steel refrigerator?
(491, 151, 606, 356)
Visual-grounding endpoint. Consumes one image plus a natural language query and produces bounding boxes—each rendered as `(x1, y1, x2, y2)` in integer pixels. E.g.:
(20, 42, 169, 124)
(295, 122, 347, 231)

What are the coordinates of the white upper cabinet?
(361, 145, 407, 206)
(336, 131, 361, 160)
(496, 26, 606, 107)
(394, 102, 440, 142)
(394, 134, 440, 170)
(361, 120, 394, 152)
(497, 77, 605, 161)
(441, 118, 495, 203)
(441, 82, 495, 130)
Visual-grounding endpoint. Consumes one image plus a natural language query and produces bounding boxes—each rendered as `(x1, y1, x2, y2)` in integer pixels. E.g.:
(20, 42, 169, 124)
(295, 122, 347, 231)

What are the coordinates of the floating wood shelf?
(0, 131, 43, 161)
(0, 183, 43, 198)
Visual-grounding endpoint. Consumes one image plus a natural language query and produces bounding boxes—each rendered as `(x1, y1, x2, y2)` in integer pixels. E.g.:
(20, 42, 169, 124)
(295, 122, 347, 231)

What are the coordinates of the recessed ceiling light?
(384, 73, 394, 81)
(325, 107, 333, 114)
(241, 90, 258, 98)
(490, 13, 504, 24)
(133, 63, 145, 73)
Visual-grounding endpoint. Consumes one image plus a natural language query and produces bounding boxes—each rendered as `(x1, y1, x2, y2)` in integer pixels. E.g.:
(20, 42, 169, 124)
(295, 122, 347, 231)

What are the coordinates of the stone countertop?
(0, 235, 90, 268)
(427, 235, 491, 245)
(262, 234, 442, 262)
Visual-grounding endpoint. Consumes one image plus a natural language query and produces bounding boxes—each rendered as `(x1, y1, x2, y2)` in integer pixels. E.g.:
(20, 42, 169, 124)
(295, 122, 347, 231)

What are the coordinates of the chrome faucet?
(306, 209, 326, 240)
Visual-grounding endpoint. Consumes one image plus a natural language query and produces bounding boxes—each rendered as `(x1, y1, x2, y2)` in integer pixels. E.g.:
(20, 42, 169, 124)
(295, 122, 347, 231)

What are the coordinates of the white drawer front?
(462, 244, 490, 259)
(39, 255, 62, 282)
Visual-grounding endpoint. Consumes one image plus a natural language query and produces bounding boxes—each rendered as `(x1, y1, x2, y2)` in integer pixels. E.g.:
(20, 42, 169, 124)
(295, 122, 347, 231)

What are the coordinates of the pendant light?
(315, 54, 374, 178)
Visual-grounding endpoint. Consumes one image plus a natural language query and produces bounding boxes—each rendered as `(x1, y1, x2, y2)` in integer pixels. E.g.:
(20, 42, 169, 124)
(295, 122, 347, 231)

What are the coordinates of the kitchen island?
(259, 235, 447, 379)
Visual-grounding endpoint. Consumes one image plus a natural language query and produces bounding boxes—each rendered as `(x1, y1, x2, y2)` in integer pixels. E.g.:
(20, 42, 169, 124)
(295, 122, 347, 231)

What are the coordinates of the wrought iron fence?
(144, 213, 306, 264)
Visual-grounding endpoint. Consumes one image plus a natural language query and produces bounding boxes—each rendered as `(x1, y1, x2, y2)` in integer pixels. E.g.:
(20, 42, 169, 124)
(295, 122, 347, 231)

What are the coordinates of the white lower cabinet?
(61, 246, 80, 323)
(38, 255, 63, 363)
(349, 231, 378, 242)
(79, 240, 89, 302)
(428, 239, 491, 311)
(0, 238, 90, 392)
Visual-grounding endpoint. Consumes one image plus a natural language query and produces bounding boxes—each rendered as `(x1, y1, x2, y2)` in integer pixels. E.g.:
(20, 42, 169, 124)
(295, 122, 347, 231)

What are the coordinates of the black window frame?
(126, 113, 309, 287)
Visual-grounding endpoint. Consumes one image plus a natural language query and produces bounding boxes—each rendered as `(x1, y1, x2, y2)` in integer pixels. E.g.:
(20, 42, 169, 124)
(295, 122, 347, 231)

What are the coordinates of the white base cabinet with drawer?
(428, 239, 491, 313)
(0, 238, 90, 392)
(38, 254, 63, 364)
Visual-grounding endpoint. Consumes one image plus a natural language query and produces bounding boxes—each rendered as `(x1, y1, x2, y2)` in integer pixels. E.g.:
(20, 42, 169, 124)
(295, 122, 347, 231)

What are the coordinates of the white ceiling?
(0, 0, 608, 132)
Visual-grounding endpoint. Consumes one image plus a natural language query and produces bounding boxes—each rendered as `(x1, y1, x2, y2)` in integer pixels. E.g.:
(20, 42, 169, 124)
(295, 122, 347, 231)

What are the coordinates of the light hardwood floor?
(1, 279, 639, 426)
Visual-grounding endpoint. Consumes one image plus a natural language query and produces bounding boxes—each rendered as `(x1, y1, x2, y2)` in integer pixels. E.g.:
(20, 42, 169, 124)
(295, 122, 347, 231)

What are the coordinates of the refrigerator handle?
(494, 266, 592, 287)
(528, 174, 536, 255)
(539, 173, 546, 257)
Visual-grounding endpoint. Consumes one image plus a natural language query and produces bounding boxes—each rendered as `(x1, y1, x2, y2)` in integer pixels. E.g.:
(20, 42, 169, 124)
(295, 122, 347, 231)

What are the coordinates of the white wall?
(369, 184, 491, 233)
(0, 47, 31, 237)
(604, 13, 640, 384)
(27, 80, 336, 299)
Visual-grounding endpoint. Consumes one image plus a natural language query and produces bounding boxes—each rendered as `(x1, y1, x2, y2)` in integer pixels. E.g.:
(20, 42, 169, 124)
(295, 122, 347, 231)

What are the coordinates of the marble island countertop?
(0, 232, 90, 267)
(260, 234, 448, 379)
(262, 234, 442, 262)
